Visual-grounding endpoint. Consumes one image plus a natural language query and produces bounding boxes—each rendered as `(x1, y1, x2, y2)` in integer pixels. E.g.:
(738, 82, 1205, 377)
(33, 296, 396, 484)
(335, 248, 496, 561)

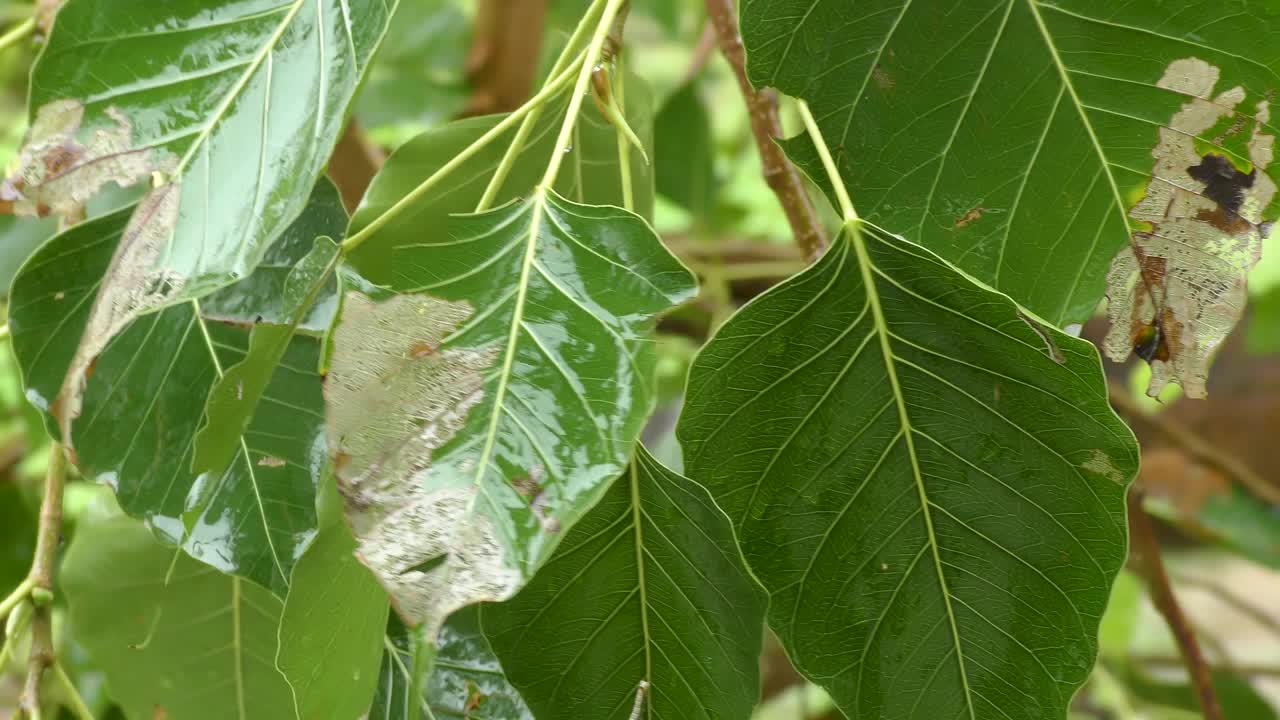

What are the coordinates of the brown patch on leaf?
(1, 100, 156, 222)
(872, 65, 895, 90)
(954, 205, 984, 229)
(1104, 57, 1276, 399)
(256, 455, 286, 468)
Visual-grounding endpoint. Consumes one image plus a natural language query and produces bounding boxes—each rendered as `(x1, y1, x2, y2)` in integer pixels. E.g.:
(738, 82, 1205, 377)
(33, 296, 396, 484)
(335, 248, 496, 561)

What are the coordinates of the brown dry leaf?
(1104, 57, 1276, 399)
(1, 99, 155, 221)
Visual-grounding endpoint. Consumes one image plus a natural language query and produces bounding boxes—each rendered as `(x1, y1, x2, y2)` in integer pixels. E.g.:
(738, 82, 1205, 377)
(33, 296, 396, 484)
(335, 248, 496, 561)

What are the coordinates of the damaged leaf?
(748, 0, 1280, 348)
(9, 181, 345, 593)
(18, 0, 398, 439)
(677, 218, 1139, 719)
(325, 192, 696, 637)
(1104, 57, 1275, 398)
(481, 447, 767, 720)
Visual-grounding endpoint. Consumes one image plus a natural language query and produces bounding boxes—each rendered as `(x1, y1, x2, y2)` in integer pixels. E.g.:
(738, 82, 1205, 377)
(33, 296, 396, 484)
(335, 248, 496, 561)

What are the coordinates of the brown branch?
(1108, 383, 1280, 506)
(1127, 490, 1223, 720)
(327, 119, 385, 213)
(704, 0, 827, 262)
(18, 443, 67, 719)
(461, 0, 550, 117)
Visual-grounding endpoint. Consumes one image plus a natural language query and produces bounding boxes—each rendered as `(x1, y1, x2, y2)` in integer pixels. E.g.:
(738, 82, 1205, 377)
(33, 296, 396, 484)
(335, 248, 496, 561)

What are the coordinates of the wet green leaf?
(326, 191, 697, 634)
(370, 607, 533, 720)
(10, 183, 344, 593)
(677, 219, 1138, 719)
(63, 514, 296, 720)
(277, 475, 389, 720)
(481, 446, 767, 720)
(347, 86, 654, 285)
(749, 1, 1280, 351)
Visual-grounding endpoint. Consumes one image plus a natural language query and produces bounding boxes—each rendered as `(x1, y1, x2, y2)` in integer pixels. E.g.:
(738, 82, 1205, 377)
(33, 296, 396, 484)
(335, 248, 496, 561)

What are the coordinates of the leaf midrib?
(846, 219, 976, 720)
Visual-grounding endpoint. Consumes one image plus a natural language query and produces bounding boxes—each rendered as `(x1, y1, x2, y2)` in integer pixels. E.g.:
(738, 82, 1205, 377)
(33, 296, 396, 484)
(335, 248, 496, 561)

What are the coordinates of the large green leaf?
(277, 475, 389, 720)
(5, 0, 396, 436)
(677, 218, 1138, 718)
(750, 1, 1280, 396)
(10, 182, 345, 593)
(481, 446, 767, 719)
(326, 191, 696, 634)
(347, 85, 654, 285)
(371, 608, 533, 720)
(654, 82, 716, 226)
(63, 514, 297, 720)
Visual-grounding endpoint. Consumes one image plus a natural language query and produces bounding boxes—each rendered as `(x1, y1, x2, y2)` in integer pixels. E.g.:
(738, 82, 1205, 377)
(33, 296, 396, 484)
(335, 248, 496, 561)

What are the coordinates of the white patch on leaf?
(1104, 57, 1276, 398)
(325, 292, 510, 637)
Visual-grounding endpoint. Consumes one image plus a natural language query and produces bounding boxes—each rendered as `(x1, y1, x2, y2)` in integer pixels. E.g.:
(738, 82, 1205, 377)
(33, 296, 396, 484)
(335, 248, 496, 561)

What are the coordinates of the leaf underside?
(325, 191, 696, 635)
(678, 221, 1138, 719)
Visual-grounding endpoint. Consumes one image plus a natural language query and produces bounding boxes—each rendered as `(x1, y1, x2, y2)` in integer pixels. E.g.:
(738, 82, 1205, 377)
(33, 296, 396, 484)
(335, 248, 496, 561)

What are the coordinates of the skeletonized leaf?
(325, 192, 696, 635)
(747, 1, 1280, 395)
(481, 446, 767, 720)
(63, 514, 297, 720)
(10, 182, 345, 593)
(7, 0, 397, 436)
(677, 219, 1138, 719)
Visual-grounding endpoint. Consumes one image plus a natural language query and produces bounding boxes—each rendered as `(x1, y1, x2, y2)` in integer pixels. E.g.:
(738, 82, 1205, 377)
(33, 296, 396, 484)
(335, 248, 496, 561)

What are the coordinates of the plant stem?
(475, 0, 607, 212)
(615, 53, 634, 212)
(1108, 383, 1280, 505)
(797, 101, 856, 222)
(705, 0, 828, 260)
(0, 577, 33, 619)
(340, 53, 586, 253)
(1126, 490, 1223, 720)
(53, 662, 95, 720)
(539, 0, 629, 188)
(0, 18, 34, 54)
(19, 443, 68, 720)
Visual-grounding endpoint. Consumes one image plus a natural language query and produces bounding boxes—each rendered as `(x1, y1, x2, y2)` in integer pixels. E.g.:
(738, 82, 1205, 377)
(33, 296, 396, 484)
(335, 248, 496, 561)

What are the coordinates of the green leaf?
(677, 219, 1138, 719)
(327, 190, 696, 634)
(62, 514, 297, 720)
(6, 0, 396, 435)
(481, 446, 767, 719)
(654, 82, 716, 226)
(371, 608, 533, 720)
(347, 86, 655, 285)
(193, 236, 341, 476)
(749, 1, 1280, 396)
(10, 182, 345, 593)
(356, 0, 472, 145)
(277, 474, 390, 720)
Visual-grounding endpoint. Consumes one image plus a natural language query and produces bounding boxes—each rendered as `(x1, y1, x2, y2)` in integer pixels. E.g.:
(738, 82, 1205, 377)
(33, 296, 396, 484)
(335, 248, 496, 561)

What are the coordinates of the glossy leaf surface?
(347, 86, 654, 285)
(481, 447, 767, 720)
(748, 0, 1280, 355)
(10, 183, 344, 593)
(63, 514, 296, 720)
(325, 191, 697, 633)
(370, 609, 533, 720)
(678, 221, 1138, 719)
(25, 0, 395, 301)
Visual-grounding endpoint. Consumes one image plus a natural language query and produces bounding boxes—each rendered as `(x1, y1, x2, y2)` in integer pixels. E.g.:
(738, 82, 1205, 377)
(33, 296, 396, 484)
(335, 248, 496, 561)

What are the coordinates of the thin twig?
(0, 18, 35, 53)
(704, 0, 828, 261)
(1170, 570, 1280, 640)
(682, 23, 717, 83)
(19, 443, 68, 720)
(1109, 384, 1280, 506)
(1127, 490, 1223, 720)
(1134, 655, 1280, 679)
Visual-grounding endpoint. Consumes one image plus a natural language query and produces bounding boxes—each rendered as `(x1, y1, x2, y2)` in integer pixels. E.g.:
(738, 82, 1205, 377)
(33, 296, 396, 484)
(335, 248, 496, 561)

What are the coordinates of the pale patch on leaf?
(1081, 449, 1126, 485)
(325, 292, 510, 637)
(1104, 57, 1276, 398)
(54, 181, 184, 446)
(1, 100, 156, 220)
